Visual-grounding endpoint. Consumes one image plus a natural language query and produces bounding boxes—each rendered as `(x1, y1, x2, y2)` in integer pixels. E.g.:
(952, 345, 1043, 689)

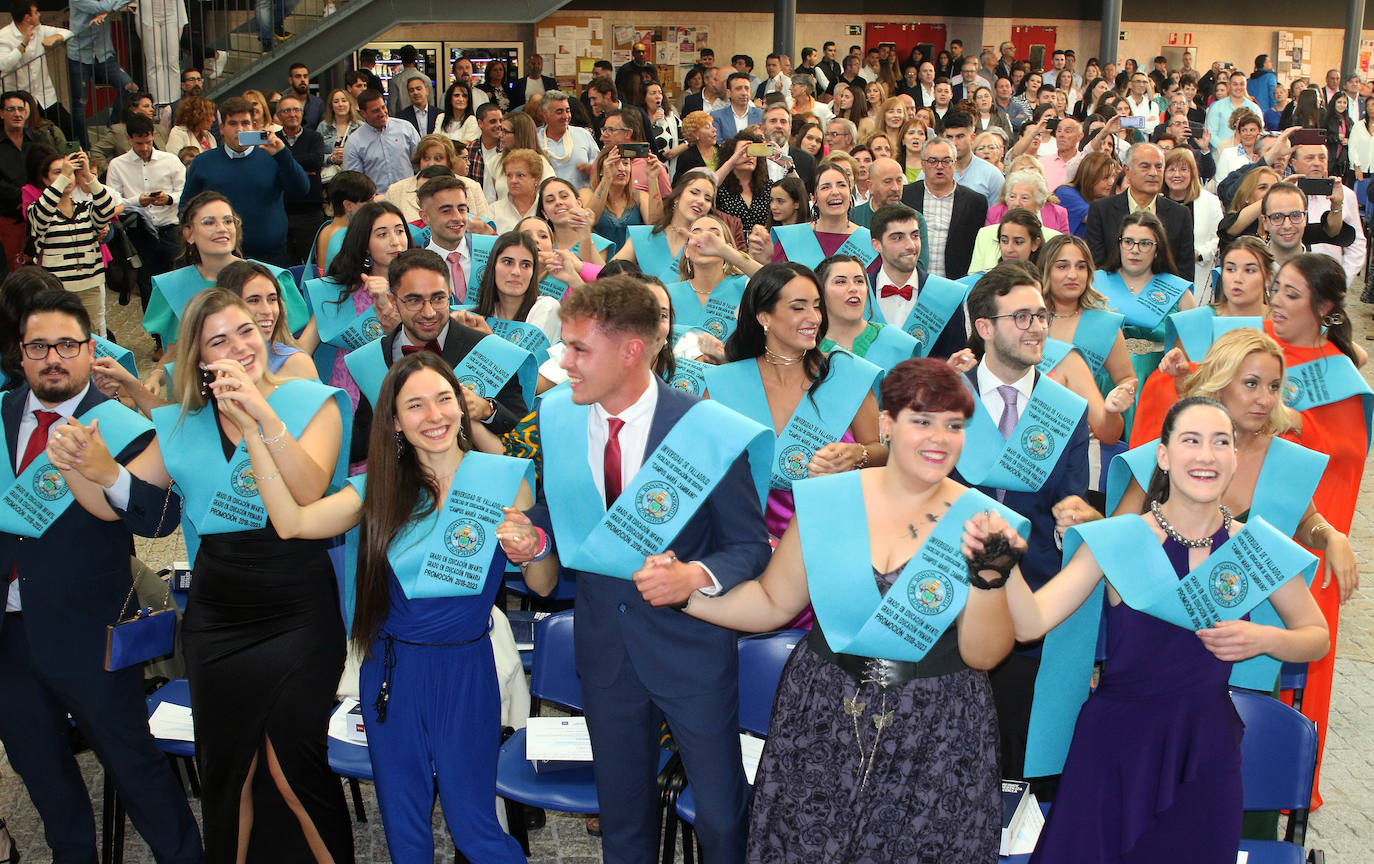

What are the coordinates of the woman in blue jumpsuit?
(232, 346, 537, 864)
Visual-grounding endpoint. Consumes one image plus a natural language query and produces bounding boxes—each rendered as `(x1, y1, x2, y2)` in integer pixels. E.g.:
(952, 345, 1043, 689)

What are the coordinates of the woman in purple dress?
(969, 397, 1328, 862)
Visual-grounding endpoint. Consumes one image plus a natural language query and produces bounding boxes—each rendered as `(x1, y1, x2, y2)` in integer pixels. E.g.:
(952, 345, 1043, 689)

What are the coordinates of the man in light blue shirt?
(1206, 70, 1261, 157)
(942, 111, 1004, 206)
(343, 88, 421, 193)
(67, 0, 138, 148)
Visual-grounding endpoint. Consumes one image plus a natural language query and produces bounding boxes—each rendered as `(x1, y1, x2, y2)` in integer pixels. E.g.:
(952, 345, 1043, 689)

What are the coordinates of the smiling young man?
(503, 274, 771, 864)
(341, 249, 527, 463)
(866, 203, 962, 358)
(955, 262, 1089, 783)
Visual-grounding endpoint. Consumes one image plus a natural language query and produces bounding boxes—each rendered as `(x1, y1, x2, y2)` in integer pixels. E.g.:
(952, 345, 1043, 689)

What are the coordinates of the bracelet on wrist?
(530, 526, 551, 562)
(260, 420, 288, 447)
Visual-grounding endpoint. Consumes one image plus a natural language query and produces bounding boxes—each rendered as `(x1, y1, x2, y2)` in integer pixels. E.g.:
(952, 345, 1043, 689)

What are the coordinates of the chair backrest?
(737, 629, 805, 737)
(289, 263, 307, 288)
(1231, 688, 1317, 812)
(531, 610, 581, 713)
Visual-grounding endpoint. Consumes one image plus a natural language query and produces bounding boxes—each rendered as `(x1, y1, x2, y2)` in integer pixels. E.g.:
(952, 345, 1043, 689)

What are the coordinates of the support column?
(1342, 0, 1367, 77)
(773, 0, 796, 59)
(1099, 0, 1122, 68)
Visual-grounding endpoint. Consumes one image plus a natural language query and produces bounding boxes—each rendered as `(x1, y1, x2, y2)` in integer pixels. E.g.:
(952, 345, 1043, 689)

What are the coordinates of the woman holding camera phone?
(583, 145, 662, 252)
(715, 132, 778, 237)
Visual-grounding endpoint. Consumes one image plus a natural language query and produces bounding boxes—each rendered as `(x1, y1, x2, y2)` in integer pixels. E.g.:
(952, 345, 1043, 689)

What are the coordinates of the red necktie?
(402, 341, 442, 356)
(880, 284, 914, 301)
(603, 417, 625, 508)
(447, 251, 467, 304)
(9, 410, 60, 585)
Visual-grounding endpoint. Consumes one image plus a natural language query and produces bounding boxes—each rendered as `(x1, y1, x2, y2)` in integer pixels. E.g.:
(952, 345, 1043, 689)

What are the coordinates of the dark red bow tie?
(402, 341, 441, 356)
(880, 284, 914, 301)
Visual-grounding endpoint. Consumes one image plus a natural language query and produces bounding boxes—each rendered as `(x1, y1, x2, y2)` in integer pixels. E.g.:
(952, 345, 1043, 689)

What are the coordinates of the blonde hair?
(411, 134, 456, 169)
(1164, 147, 1201, 205)
(242, 90, 272, 127)
(173, 289, 280, 417)
(1229, 166, 1280, 213)
(681, 110, 714, 142)
(500, 147, 544, 180)
(680, 213, 742, 279)
(1180, 329, 1291, 436)
(324, 88, 362, 125)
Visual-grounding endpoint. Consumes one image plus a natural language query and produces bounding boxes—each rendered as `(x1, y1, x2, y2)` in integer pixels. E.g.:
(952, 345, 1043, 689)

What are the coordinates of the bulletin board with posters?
(1277, 31, 1313, 81)
(535, 16, 607, 90)
(608, 25, 709, 102)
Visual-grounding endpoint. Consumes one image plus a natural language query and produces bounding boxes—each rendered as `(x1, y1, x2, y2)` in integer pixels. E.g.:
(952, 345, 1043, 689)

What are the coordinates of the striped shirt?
(27, 173, 115, 293)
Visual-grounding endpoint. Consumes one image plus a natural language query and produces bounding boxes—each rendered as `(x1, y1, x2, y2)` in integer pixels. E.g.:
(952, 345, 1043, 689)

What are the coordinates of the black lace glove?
(965, 531, 1022, 590)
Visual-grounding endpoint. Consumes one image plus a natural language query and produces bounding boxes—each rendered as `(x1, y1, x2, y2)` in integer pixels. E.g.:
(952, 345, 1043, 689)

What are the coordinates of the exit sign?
(1120, 30, 1128, 40)
(846, 25, 862, 36)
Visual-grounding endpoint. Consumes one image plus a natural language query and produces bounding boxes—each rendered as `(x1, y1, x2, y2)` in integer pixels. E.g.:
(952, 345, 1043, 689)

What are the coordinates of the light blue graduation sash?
(1163, 307, 1263, 361)
(1036, 337, 1074, 375)
(665, 358, 710, 396)
(626, 224, 684, 282)
(466, 233, 496, 296)
(383, 452, 535, 599)
(799, 478, 1029, 661)
(153, 380, 351, 563)
(539, 393, 771, 579)
(771, 223, 879, 269)
(706, 351, 882, 490)
(145, 263, 309, 346)
(1282, 353, 1374, 450)
(1026, 514, 1319, 777)
(955, 375, 1087, 493)
(860, 323, 919, 375)
(1096, 270, 1191, 329)
(488, 318, 552, 366)
(0, 400, 151, 538)
(868, 273, 969, 357)
(304, 277, 384, 352)
(344, 334, 537, 409)
(91, 335, 138, 379)
(1060, 308, 1125, 375)
(569, 233, 616, 259)
(536, 274, 569, 301)
(667, 274, 747, 342)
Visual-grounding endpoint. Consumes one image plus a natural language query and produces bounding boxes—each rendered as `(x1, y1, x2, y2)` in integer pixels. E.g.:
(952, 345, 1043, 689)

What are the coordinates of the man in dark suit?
(867, 203, 962, 358)
(0, 288, 201, 863)
(276, 93, 327, 267)
(348, 250, 526, 463)
(900, 136, 987, 278)
(397, 76, 442, 138)
(511, 53, 557, 110)
(1082, 141, 1194, 277)
(507, 276, 770, 864)
(955, 264, 1089, 781)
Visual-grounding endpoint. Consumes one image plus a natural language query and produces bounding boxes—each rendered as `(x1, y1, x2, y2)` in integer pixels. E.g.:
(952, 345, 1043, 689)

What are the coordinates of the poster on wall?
(1360, 39, 1374, 76)
(1277, 30, 1313, 81)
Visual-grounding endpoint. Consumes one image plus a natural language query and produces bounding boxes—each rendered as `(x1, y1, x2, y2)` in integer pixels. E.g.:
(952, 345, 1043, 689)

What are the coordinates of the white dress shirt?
(1307, 185, 1367, 287)
(976, 363, 1035, 428)
(427, 237, 471, 299)
(106, 147, 185, 227)
(7, 384, 88, 611)
(873, 265, 919, 327)
(0, 22, 71, 108)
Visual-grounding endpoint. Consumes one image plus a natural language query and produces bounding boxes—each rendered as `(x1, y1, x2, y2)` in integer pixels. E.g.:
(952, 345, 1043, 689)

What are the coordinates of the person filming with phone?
(180, 96, 309, 268)
(1289, 141, 1365, 286)
(105, 113, 186, 312)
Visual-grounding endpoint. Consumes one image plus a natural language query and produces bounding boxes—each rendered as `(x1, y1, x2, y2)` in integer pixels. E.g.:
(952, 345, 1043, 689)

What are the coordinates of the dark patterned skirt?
(746, 640, 1001, 863)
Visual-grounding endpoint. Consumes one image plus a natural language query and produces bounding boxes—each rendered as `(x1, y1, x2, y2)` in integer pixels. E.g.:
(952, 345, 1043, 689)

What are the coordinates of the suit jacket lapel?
(645, 379, 682, 453)
(3, 386, 25, 469)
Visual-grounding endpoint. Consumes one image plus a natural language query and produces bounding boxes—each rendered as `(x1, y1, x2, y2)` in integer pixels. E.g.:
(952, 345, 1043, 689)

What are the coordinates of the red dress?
(1266, 320, 1367, 806)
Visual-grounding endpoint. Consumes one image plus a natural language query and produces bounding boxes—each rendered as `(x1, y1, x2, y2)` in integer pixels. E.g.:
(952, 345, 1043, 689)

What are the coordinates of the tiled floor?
(2, 289, 1372, 862)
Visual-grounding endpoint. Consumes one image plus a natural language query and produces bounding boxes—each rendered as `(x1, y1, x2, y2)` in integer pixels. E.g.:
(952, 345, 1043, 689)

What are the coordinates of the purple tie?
(995, 385, 1019, 502)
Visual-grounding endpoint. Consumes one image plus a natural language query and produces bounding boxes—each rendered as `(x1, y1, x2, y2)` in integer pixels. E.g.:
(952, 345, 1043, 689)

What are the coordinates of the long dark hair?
(1142, 396, 1234, 508)
(1282, 253, 1358, 364)
(642, 274, 676, 380)
(442, 80, 474, 125)
(353, 352, 474, 652)
(720, 132, 770, 200)
(725, 262, 833, 398)
(474, 230, 540, 321)
(998, 207, 1045, 265)
(1102, 209, 1178, 276)
(326, 200, 411, 304)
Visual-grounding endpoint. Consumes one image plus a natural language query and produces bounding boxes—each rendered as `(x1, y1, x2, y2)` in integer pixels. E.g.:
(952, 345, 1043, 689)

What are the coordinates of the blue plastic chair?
(667, 629, 805, 864)
(1232, 689, 1324, 863)
(288, 263, 307, 289)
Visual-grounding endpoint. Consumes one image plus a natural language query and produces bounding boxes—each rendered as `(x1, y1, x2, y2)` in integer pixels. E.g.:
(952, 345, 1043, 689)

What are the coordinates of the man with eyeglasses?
(0, 90, 38, 273)
(345, 248, 525, 463)
(955, 262, 1089, 784)
(900, 136, 988, 278)
(599, 109, 670, 195)
(1083, 142, 1193, 278)
(0, 287, 203, 864)
(159, 67, 204, 130)
(1125, 73, 1156, 121)
(181, 96, 309, 267)
(276, 94, 326, 267)
(823, 117, 856, 154)
(1289, 144, 1364, 285)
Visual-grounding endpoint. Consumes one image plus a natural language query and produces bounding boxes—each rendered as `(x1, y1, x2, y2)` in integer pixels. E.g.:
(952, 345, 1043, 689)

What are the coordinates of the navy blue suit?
(864, 261, 969, 360)
(0, 384, 201, 864)
(528, 379, 770, 864)
(954, 368, 1089, 779)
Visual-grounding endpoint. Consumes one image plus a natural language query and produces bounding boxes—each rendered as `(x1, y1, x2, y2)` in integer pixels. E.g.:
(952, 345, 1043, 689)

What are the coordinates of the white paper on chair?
(148, 702, 195, 742)
(525, 716, 594, 761)
(1237, 853, 1248, 863)
(1006, 793, 1044, 854)
(739, 734, 764, 784)
(328, 698, 368, 746)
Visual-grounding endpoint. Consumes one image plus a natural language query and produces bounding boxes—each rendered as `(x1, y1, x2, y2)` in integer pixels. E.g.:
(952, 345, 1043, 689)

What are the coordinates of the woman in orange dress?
(1265, 253, 1366, 806)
